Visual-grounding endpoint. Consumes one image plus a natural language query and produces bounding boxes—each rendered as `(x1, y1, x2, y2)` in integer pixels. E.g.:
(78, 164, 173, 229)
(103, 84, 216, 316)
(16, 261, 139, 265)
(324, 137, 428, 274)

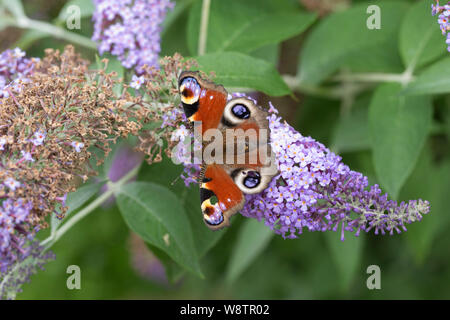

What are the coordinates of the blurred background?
(1, 0, 449, 299)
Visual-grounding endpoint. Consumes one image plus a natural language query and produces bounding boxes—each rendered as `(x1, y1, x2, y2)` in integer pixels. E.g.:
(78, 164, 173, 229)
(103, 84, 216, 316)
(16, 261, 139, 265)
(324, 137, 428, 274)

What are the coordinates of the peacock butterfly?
(178, 71, 278, 230)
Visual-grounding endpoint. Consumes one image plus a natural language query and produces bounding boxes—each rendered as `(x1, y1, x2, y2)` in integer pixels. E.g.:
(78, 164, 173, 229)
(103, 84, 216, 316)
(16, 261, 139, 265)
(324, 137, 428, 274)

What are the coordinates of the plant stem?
(197, 0, 211, 56)
(332, 72, 414, 84)
(9, 16, 97, 50)
(283, 74, 374, 100)
(40, 164, 141, 248)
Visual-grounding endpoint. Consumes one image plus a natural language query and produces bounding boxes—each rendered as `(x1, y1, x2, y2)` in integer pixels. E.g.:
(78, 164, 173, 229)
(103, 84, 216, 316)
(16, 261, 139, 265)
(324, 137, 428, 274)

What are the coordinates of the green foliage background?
(1, 0, 449, 299)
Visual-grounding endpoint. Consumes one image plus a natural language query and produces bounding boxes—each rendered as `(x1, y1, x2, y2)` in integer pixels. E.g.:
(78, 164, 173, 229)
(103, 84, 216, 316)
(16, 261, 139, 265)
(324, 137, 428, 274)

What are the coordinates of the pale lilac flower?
(20, 150, 34, 162)
(268, 101, 279, 114)
(4, 178, 20, 191)
(0, 137, 6, 150)
(0, 198, 50, 290)
(130, 75, 145, 89)
(0, 231, 55, 300)
(171, 124, 189, 142)
(432, 1, 450, 51)
(161, 107, 183, 128)
(0, 48, 37, 99)
(71, 141, 85, 153)
(92, 0, 174, 73)
(30, 130, 46, 146)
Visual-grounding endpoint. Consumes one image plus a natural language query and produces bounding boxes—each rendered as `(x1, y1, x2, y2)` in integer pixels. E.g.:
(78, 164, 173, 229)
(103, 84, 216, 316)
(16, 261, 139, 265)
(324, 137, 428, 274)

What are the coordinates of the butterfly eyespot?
(232, 167, 275, 195)
(179, 76, 201, 105)
(231, 104, 250, 119)
(243, 171, 261, 188)
(222, 98, 255, 126)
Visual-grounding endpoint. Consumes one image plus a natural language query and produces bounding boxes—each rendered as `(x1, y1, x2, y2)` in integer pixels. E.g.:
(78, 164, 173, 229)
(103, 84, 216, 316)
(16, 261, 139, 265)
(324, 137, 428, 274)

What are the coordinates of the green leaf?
(51, 182, 103, 233)
(2, 0, 25, 18)
(369, 83, 432, 199)
(226, 218, 274, 283)
(57, 0, 95, 22)
(138, 158, 225, 259)
(195, 51, 290, 96)
(324, 231, 364, 292)
(249, 43, 279, 65)
(162, 0, 194, 36)
(145, 242, 185, 283)
(299, 2, 407, 85)
(402, 58, 450, 95)
(330, 94, 371, 153)
(399, 0, 446, 70)
(161, 0, 191, 57)
(65, 182, 104, 217)
(13, 29, 47, 50)
(187, 0, 308, 55)
(137, 158, 226, 282)
(222, 12, 316, 54)
(116, 181, 203, 277)
(402, 147, 450, 264)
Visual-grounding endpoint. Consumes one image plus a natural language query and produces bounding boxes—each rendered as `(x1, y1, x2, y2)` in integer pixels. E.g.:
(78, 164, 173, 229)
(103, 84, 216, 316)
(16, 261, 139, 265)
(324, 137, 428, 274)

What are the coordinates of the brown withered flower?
(0, 45, 145, 226)
(132, 53, 197, 164)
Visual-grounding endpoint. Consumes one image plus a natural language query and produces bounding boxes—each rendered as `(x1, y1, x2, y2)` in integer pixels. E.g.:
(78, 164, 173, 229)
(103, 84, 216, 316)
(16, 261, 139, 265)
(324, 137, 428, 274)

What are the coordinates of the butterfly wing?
(178, 72, 278, 230)
(200, 164, 245, 229)
(178, 71, 228, 135)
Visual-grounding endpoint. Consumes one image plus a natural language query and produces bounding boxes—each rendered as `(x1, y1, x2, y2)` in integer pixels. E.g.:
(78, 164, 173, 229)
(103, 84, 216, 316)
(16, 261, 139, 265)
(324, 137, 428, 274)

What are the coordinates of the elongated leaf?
(299, 2, 407, 85)
(138, 157, 225, 282)
(187, 0, 309, 55)
(226, 218, 274, 283)
(161, 0, 192, 56)
(402, 58, 450, 95)
(162, 0, 194, 36)
(324, 231, 364, 292)
(116, 181, 202, 277)
(51, 182, 103, 233)
(222, 12, 315, 53)
(399, 0, 446, 70)
(195, 51, 290, 96)
(138, 158, 225, 258)
(369, 83, 432, 199)
(331, 94, 371, 153)
(65, 182, 104, 217)
(145, 242, 184, 283)
(402, 148, 450, 264)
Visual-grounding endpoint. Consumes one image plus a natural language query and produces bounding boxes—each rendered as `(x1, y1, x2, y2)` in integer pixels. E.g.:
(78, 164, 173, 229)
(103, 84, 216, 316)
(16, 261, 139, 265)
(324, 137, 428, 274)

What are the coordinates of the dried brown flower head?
(0, 45, 144, 225)
(132, 53, 197, 164)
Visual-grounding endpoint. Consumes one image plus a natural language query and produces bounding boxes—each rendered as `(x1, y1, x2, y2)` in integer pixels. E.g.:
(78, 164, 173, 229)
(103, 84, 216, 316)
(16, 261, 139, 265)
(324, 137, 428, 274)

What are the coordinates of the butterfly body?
(178, 71, 277, 230)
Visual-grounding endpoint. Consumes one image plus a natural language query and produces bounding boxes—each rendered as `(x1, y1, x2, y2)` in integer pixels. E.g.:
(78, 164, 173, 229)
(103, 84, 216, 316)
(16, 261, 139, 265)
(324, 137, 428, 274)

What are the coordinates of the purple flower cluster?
(0, 48, 51, 284)
(174, 98, 430, 240)
(0, 197, 54, 300)
(241, 111, 429, 239)
(0, 48, 37, 98)
(92, 0, 174, 74)
(431, 1, 450, 51)
(0, 199, 33, 273)
(171, 122, 202, 186)
(0, 238, 55, 300)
